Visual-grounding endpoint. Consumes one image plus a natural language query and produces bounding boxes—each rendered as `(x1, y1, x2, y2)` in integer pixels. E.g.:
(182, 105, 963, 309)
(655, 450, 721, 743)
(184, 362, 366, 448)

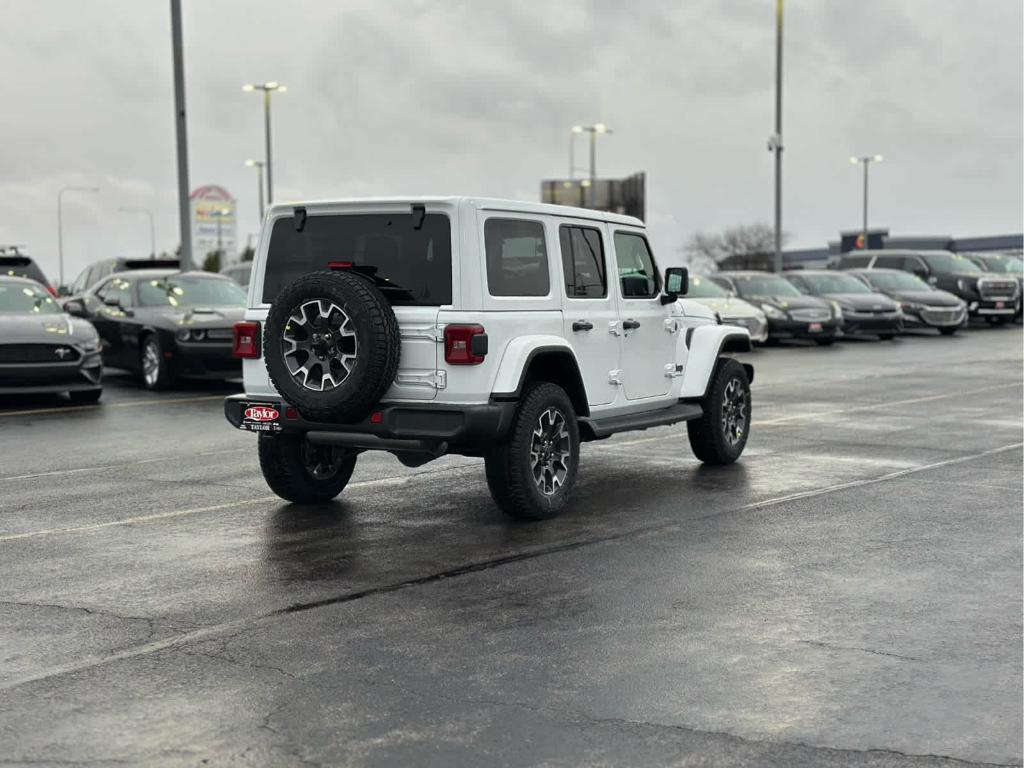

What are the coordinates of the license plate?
(808, 322, 823, 333)
(995, 301, 1005, 309)
(240, 402, 282, 432)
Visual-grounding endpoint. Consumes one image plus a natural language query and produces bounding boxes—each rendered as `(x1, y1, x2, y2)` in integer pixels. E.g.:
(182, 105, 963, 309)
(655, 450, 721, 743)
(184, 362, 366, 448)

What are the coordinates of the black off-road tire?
(688, 358, 751, 465)
(485, 383, 580, 521)
(69, 388, 102, 404)
(264, 271, 400, 423)
(258, 432, 357, 504)
(938, 327, 958, 336)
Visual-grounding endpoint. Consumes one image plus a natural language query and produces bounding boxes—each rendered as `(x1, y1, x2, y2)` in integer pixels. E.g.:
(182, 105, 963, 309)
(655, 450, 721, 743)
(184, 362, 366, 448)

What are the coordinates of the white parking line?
(0, 394, 226, 418)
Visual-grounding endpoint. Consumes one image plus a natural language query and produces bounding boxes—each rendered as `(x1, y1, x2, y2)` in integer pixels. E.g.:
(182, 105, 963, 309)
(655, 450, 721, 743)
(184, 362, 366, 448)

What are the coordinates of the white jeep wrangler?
(225, 197, 753, 520)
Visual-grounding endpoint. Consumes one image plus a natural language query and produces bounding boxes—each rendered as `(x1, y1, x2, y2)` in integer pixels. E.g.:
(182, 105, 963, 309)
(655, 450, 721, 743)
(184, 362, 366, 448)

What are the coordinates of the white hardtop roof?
(266, 196, 644, 228)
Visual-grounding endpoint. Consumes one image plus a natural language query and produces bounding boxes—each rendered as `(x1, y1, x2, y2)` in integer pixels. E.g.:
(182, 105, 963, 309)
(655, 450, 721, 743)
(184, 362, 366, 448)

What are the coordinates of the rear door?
(558, 223, 618, 406)
(610, 230, 675, 401)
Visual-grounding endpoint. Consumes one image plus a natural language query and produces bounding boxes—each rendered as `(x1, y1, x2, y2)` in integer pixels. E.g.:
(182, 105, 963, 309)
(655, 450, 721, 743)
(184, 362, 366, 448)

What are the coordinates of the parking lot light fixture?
(242, 81, 286, 205)
(571, 124, 613, 204)
(57, 186, 99, 287)
(850, 154, 884, 251)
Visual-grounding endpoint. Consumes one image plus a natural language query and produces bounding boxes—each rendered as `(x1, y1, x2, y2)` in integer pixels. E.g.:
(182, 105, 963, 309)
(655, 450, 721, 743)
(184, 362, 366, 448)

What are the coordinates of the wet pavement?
(0, 325, 1021, 767)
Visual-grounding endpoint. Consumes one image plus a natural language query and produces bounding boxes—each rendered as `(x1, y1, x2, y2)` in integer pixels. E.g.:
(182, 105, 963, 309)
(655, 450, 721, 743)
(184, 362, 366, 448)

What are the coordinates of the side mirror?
(63, 298, 87, 317)
(662, 267, 688, 304)
(103, 296, 122, 308)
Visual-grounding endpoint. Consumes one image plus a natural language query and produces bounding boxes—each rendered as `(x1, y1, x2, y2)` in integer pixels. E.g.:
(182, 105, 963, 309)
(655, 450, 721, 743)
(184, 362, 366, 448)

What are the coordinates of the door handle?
(622, 319, 641, 330)
(571, 320, 594, 332)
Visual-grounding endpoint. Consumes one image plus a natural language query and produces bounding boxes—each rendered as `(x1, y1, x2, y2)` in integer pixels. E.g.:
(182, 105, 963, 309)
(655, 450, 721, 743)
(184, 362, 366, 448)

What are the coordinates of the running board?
(580, 402, 703, 440)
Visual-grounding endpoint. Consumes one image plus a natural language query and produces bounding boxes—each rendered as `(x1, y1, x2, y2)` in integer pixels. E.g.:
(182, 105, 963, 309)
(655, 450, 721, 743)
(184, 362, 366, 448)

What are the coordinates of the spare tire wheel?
(264, 270, 400, 423)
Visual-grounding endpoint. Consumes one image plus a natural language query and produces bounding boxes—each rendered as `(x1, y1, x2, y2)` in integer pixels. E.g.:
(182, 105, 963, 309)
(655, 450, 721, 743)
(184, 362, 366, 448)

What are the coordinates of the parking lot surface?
(0, 327, 1021, 767)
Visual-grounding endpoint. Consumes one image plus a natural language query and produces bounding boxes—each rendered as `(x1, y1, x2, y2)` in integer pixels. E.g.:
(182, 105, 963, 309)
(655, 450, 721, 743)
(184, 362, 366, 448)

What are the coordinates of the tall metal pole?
(589, 130, 597, 207)
(257, 164, 265, 220)
(862, 160, 869, 250)
(264, 89, 274, 205)
(57, 192, 64, 287)
(170, 0, 192, 271)
(569, 133, 575, 180)
(773, 0, 784, 273)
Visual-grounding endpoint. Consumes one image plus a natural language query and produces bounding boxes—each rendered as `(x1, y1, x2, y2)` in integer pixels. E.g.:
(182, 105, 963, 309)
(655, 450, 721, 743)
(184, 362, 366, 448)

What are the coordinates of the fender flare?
(490, 336, 589, 415)
(680, 325, 753, 400)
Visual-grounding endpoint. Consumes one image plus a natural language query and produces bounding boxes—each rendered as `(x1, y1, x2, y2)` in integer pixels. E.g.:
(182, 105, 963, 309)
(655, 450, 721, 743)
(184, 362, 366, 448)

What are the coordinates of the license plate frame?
(807, 322, 823, 333)
(239, 401, 283, 433)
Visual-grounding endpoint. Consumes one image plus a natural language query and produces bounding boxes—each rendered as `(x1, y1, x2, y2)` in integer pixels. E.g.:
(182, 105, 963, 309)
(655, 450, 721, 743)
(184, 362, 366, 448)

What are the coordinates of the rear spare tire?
(264, 271, 400, 423)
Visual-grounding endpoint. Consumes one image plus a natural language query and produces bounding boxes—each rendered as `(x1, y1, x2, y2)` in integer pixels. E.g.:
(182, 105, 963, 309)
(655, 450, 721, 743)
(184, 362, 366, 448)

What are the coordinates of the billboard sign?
(190, 184, 237, 260)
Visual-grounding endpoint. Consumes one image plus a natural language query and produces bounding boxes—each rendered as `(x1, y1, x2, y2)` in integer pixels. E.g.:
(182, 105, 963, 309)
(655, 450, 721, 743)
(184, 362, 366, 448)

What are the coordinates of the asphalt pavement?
(0, 325, 1021, 767)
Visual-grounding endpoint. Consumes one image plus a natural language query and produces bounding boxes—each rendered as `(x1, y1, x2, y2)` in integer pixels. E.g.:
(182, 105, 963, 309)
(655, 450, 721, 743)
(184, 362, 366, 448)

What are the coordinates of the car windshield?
(0, 280, 62, 314)
(979, 256, 1023, 274)
(138, 276, 247, 308)
(864, 271, 931, 292)
(687, 276, 729, 298)
(800, 273, 872, 294)
(730, 274, 801, 298)
(924, 252, 983, 274)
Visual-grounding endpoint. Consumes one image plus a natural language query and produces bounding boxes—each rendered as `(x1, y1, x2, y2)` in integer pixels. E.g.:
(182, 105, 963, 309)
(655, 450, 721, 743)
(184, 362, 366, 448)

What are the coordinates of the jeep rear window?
(262, 213, 453, 306)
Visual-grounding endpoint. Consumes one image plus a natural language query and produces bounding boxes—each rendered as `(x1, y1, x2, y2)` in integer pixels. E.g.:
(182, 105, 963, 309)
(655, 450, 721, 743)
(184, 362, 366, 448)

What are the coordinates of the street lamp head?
(276, 85, 287, 93)
(873, 154, 884, 163)
(242, 84, 256, 92)
(593, 123, 608, 133)
(571, 125, 583, 134)
(245, 159, 263, 168)
(849, 156, 859, 165)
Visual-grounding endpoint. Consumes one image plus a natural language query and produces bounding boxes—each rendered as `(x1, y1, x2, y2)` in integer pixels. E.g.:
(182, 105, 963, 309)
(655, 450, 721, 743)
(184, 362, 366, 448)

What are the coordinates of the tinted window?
(262, 213, 452, 306)
(840, 255, 872, 268)
(139, 276, 246, 308)
(613, 232, 658, 298)
(0, 279, 62, 314)
(921, 252, 982, 274)
(872, 255, 904, 269)
(96, 276, 133, 307)
(0, 256, 50, 289)
(485, 218, 550, 297)
(559, 225, 606, 299)
(731, 274, 802, 298)
(864, 271, 931, 292)
(800, 273, 873, 293)
(685, 275, 729, 298)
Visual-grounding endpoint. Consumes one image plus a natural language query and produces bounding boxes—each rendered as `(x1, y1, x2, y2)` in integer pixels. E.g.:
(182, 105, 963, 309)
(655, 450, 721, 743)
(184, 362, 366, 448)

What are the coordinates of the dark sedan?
(847, 268, 966, 335)
(0, 276, 103, 401)
(784, 269, 903, 340)
(709, 271, 841, 345)
(64, 270, 246, 389)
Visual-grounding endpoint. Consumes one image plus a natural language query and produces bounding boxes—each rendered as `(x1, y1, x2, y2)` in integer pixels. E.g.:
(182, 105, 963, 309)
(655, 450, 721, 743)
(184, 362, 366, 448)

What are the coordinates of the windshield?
(979, 256, 1023, 274)
(924, 252, 982, 274)
(0, 280, 63, 314)
(138, 276, 247, 308)
(730, 274, 801, 298)
(863, 271, 931, 292)
(687, 275, 729, 298)
(800, 273, 872, 294)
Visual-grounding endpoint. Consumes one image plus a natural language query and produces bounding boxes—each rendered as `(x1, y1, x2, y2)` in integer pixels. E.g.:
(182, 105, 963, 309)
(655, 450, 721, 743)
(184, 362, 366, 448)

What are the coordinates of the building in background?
(189, 185, 237, 265)
(540, 172, 646, 221)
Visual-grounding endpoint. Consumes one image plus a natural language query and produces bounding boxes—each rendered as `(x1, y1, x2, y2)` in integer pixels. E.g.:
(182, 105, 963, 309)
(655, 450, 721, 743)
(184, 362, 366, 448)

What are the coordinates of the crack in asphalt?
(798, 639, 923, 662)
(0, 599, 158, 640)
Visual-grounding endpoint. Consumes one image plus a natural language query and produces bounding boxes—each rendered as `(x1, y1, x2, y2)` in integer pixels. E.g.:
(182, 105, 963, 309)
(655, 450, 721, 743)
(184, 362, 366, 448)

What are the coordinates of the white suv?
(225, 197, 754, 520)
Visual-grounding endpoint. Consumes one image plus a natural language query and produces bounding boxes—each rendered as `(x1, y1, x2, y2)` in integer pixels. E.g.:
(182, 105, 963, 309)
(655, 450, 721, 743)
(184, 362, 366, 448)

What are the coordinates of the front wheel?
(258, 432, 357, 504)
(140, 335, 175, 390)
(485, 382, 580, 520)
(688, 358, 751, 465)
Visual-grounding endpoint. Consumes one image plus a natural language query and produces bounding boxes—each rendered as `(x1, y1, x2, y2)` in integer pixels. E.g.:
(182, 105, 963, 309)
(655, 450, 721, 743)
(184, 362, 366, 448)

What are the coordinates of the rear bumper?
(224, 393, 516, 446)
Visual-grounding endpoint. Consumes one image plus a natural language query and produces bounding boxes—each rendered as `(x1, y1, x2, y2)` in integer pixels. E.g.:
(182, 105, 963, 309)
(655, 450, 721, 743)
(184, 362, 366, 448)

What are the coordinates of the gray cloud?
(0, 0, 1020, 283)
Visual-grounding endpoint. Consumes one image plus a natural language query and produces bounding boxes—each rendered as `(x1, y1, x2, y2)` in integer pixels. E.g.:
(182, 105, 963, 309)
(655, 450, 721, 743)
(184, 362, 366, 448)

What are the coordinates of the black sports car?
(784, 269, 903, 339)
(64, 269, 246, 389)
(709, 271, 841, 345)
(847, 268, 966, 335)
(0, 275, 103, 401)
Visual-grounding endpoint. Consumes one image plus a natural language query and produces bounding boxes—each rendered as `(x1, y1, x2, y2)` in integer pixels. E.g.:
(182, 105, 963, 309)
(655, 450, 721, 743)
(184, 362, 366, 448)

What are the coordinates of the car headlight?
(80, 337, 102, 353)
(761, 304, 786, 319)
(176, 328, 191, 341)
(901, 302, 925, 313)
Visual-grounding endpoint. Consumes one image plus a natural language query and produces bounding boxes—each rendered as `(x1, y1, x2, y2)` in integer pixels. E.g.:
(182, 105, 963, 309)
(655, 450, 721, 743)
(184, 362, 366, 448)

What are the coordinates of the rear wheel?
(140, 335, 175, 390)
(485, 382, 580, 520)
(688, 358, 750, 465)
(258, 432, 357, 504)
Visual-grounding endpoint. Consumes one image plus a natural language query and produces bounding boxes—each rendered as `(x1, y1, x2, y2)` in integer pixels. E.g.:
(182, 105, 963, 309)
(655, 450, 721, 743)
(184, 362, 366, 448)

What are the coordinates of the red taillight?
(47, 285, 58, 297)
(232, 321, 261, 359)
(328, 261, 354, 270)
(369, 411, 383, 424)
(444, 324, 487, 365)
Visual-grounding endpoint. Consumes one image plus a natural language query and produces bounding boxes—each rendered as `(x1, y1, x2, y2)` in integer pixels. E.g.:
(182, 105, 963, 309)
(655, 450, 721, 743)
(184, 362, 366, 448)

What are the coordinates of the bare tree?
(682, 223, 788, 273)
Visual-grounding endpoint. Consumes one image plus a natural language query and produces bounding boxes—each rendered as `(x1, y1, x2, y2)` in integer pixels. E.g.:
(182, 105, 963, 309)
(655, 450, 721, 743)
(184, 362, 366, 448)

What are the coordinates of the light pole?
(57, 186, 99, 287)
(571, 124, 612, 205)
(569, 125, 583, 179)
(242, 81, 286, 205)
(170, 0, 192, 272)
(245, 159, 266, 221)
(118, 206, 156, 258)
(770, 0, 784, 273)
(850, 155, 884, 250)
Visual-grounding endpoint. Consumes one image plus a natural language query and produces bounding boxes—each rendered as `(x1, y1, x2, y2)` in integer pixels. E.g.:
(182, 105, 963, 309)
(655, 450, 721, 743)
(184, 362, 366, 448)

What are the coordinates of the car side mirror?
(662, 267, 688, 304)
(103, 296, 121, 308)
(63, 298, 87, 317)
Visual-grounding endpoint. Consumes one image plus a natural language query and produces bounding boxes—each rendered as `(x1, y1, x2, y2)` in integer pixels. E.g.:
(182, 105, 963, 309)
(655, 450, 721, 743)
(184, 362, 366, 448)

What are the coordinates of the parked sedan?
(686, 275, 768, 342)
(784, 270, 903, 340)
(709, 271, 841, 345)
(64, 270, 246, 389)
(848, 268, 966, 335)
(0, 275, 103, 401)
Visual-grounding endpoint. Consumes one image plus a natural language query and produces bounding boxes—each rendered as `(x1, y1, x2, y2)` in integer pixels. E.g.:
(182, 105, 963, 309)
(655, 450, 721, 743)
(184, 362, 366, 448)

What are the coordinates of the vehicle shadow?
(261, 502, 360, 586)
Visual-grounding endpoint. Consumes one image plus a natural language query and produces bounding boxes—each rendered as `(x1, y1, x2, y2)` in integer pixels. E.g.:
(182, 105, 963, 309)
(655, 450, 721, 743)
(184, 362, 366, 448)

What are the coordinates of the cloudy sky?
(1, 0, 1021, 284)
